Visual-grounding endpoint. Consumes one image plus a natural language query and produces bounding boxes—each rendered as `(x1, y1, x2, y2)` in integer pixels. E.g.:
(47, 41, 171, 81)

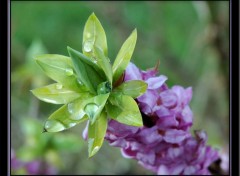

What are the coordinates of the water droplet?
(88, 138, 100, 156)
(44, 119, 65, 132)
(77, 79, 83, 86)
(65, 68, 73, 76)
(92, 57, 98, 64)
(73, 110, 85, 120)
(97, 81, 111, 95)
(68, 103, 74, 114)
(84, 103, 99, 120)
(83, 40, 94, 53)
(55, 83, 63, 90)
(106, 57, 110, 62)
(86, 32, 91, 38)
(68, 122, 77, 128)
(68, 103, 86, 120)
(91, 146, 100, 156)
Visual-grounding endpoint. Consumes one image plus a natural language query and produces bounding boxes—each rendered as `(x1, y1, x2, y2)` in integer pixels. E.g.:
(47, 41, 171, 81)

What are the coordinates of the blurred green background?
(11, 1, 229, 175)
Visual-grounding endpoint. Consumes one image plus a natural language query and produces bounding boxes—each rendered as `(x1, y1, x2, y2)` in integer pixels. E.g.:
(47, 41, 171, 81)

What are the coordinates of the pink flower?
(84, 62, 220, 175)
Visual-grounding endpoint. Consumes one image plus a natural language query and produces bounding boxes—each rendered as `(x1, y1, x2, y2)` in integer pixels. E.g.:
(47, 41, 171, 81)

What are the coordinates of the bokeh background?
(11, 1, 229, 175)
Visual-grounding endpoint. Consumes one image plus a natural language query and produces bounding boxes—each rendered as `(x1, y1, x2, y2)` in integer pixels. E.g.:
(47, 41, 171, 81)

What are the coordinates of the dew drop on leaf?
(83, 40, 94, 53)
(68, 103, 74, 114)
(55, 83, 63, 90)
(106, 57, 110, 62)
(97, 81, 111, 95)
(72, 110, 85, 120)
(68, 103, 86, 120)
(44, 119, 65, 132)
(65, 68, 73, 76)
(92, 57, 98, 64)
(86, 32, 91, 38)
(84, 103, 99, 120)
(77, 79, 83, 86)
(91, 146, 100, 156)
(68, 122, 77, 128)
(75, 110, 86, 120)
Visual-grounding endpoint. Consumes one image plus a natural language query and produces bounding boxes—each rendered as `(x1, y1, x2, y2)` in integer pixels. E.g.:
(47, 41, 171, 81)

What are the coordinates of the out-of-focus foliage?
(11, 118, 84, 175)
(11, 1, 229, 175)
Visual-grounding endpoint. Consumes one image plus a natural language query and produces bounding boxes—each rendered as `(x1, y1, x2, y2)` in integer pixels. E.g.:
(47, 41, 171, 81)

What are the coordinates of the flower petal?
(146, 75, 167, 90)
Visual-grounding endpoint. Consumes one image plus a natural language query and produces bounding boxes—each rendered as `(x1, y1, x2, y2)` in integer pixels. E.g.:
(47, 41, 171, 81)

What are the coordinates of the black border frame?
(6, 0, 238, 176)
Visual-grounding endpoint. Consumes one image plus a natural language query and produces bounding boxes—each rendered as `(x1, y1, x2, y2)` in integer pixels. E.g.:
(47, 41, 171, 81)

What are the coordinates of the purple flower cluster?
(11, 149, 57, 175)
(103, 62, 219, 175)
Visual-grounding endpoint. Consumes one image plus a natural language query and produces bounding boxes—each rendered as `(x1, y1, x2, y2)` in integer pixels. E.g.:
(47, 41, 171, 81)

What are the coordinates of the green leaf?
(114, 80, 147, 98)
(31, 83, 88, 104)
(84, 93, 110, 124)
(44, 93, 109, 132)
(106, 93, 143, 126)
(35, 54, 84, 92)
(83, 12, 108, 58)
(97, 81, 111, 95)
(43, 95, 93, 132)
(94, 46, 113, 85)
(88, 110, 108, 157)
(67, 46, 104, 94)
(112, 29, 137, 83)
(66, 48, 106, 78)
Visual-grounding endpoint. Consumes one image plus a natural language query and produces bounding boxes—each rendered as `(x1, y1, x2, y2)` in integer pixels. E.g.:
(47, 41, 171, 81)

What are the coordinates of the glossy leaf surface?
(106, 93, 143, 126)
(114, 80, 147, 98)
(68, 46, 103, 94)
(94, 46, 113, 84)
(35, 54, 84, 92)
(31, 83, 86, 104)
(83, 13, 108, 58)
(67, 48, 106, 78)
(88, 111, 108, 157)
(84, 93, 110, 124)
(112, 29, 137, 83)
(44, 96, 92, 132)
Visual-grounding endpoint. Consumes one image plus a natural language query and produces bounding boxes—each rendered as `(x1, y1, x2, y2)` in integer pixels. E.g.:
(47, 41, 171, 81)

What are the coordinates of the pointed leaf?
(67, 46, 104, 94)
(106, 93, 143, 126)
(114, 80, 147, 98)
(43, 95, 93, 132)
(66, 48, 105, 78)
(88, 110, 108, 157)
(83, 13, 108, 58)
(31, 83, 90, 104)
(94, 46, 113, 84)
(35, 54, 85, 92)
(44, 93, 109, 132)
(112, 29, 137, 83)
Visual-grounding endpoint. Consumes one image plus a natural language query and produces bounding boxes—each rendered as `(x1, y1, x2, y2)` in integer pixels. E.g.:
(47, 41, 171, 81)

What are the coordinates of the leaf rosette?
(31, 13, 147, 157)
